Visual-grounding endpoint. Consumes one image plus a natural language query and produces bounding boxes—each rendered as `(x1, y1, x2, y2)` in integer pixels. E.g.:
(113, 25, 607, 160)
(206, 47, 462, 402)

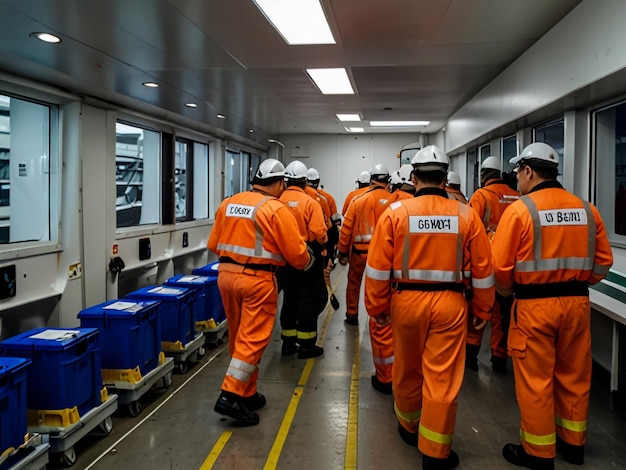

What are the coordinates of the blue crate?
(0, 357, 30, 466)
(164, 274, 226, 325)
(78, 299, 162, 376)
(125, 286, 195, 345)
(0, 328, 102, 417)
(192, 261, 219, 279)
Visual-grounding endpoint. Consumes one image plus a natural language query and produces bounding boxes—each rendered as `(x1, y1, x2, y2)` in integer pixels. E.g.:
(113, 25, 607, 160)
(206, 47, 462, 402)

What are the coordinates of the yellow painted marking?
(199, 430, 233, 469)
(264, 387, 305, 469)
(345, 328, 360, 469)
(298, 358, 315, 386)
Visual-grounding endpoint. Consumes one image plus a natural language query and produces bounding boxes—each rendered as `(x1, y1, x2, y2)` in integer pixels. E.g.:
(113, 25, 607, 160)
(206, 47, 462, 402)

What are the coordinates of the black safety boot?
(556, 436, 584, 465)
(397, 423, 417, 447)
(298, 345, 324, 359)
(502, 443, 554, 470)
(465, 344, 480, 371)
(214, 391, 260, 426)
(345, 314, 359, 326)
(371, 374, 392, 394)
(281, 339, 299, 356)
(491, 355, 508, 374)
(242, 392, 266, 411)
(423, 450, 459, 470)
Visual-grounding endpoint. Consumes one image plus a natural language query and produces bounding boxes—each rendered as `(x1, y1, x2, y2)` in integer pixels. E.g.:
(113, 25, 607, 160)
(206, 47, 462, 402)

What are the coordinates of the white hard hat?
(356, 170, 370, 184)
(398, 164, 413, 183)
(411, 145, 450, 171)
(254, 158, 285, 181)
(509, 142, 559, 166)
(284, 160, 308, 180)
(389, 170, 402, 185)
(370, 163, 390, 183)
(481, 156, 501, 172)
(307, 168, 320, 181)
(447, 171, 461, 186)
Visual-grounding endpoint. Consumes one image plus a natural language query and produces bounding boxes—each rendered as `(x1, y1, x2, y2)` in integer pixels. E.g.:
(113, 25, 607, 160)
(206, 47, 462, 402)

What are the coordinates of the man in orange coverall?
(208, 159, 313, 427)
(365, 145, 494, 470)
(445, 171, 467, 203)
(492, 143, 612, 470)
(466, 155, 519, 374)
(338, 164, 393, 394)
(279, 161, 328, 359)
(342, 170, 371, 215)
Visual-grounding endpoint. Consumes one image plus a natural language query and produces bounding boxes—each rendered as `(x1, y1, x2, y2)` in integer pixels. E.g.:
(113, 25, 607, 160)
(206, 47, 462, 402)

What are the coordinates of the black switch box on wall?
(139, 238, 151, 260)
(0, 264, 16, 299)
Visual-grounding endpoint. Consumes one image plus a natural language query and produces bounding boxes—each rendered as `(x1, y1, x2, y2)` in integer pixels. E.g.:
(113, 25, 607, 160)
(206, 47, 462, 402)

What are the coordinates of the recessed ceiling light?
(249, 129, 254, 133)
(306, 68, 354, 95)
(345, 127, 364, 133)
(252, 0, 335, 45)
(142, 82, 159, 88)
(29, 32, 61, 43)
(185, 103, 198, 108)
(369, 121, 430, 127)
(336, 113, 361, 122)
(217, 114, 226, 119)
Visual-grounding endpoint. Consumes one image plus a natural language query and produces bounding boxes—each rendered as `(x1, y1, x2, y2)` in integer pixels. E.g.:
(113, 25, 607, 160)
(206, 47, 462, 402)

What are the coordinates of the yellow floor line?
(199, 430, 233, 469)
(345, 327, 361, 469)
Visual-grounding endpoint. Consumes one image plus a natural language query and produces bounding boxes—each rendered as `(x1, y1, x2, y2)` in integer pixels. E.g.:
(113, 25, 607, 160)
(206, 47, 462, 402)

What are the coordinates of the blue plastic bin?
(78, 299, 162, 376)
(191, 264, 226, 323)
(0, 328, 102, 417)
(0, 357, 30, 465)
(164, 274, 226, 326)
(192, 261, 219, 279)
(125, 285, 195, 345)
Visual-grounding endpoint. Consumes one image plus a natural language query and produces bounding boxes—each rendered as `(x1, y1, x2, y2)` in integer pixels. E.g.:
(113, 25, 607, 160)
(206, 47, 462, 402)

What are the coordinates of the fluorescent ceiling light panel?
(253, 0, 335, 45)
(306, 68, 354, 94)
(369, 121, 430, 127)
(336, 114, 361, 122)
(345, 127, 364, 133)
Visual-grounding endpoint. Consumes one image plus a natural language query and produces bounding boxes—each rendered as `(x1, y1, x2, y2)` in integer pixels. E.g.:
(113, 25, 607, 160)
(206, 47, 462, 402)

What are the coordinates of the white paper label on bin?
(149, 286, 183, 295)
(29, 329, 81, 341)
(178, 276, 199, 282)
(103, 301, 143, 312)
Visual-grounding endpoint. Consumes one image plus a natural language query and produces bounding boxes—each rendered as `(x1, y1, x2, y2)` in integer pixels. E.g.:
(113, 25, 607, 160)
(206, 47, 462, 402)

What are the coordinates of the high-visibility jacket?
(469, 178, 519, 235)
(342, 186, 369, 215)
(304, 185, 332, 228)
(318, 187, 339, 222)
(491, 181, 613, 459)
(279, 186, 328, 245)
(208, 190, 311, 270)
(389, 188, 414, 204)
(446, 186, 468, 204)
(338, 185, 392, 254)
(365, 187, 494, 459)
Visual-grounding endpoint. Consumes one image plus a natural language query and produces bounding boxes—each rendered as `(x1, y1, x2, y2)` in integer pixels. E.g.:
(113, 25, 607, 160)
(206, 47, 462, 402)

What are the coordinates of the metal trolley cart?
(2, 434, 49, 470)
(198, 318, 228, 349)
(162, 331, 205, 374)
(103, 355, 174, 417)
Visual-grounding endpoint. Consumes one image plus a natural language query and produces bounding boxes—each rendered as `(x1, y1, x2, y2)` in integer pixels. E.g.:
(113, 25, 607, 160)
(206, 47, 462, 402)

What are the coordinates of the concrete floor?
(56, 264, 626, 469)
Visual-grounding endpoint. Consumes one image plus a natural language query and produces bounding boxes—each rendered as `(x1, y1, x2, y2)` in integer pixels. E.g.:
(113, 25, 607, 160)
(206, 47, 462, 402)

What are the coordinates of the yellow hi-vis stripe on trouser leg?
(556, 416, 587, 432)
(282, 329, 297, 338)
(297, 331, 317, 340)
(394, 403, 422, 423)
(226, 358, 256, 383)
(519, 429, 556, 446)
(419, 424, 454, 445)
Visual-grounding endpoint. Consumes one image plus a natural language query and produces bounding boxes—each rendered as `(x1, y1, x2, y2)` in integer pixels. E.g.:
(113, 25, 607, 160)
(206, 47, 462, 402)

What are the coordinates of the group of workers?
(207, 141, 613, 470)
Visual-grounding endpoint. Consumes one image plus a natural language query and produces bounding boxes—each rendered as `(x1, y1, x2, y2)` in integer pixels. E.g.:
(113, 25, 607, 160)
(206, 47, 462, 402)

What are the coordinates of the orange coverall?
(445, 185, 468, 204)
(365, 187, 494, 459)
(467, 178, 519, 359)
(491, 181, 613, 459)
(279, 186, 328, 348)
(342, 186, 369, 215)
(208, 190, 311, 399)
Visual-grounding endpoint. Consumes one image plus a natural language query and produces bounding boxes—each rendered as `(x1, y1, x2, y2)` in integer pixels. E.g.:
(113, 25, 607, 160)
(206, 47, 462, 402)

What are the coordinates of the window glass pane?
(0, 93, 55, 244)
(466, 147, 478, 195)
(594, 102, 626, 242)
(175, 140, 188, 219)
(534, 119, 564, 184)
(225, 149, 241, 196)
(501, 135, 518, 190)
(479, 144, 491, 162)
(193, 142, 209, 219)
(116, 122, 160, 227)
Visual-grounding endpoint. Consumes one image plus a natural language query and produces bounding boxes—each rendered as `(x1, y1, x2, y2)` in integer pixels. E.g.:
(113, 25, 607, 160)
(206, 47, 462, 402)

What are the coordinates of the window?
(501, 135, 518, 190)
(479, 143, 491, 163)
(116, 122, 160, 228)
(466, 147, 479, 195)
(0, 93, 58, 244)
(594, 101, 626, 242)
(175, 139, 189, 220)
(225, 149, 255, 196)
(534, 119, 564, 184)
(193, 142, 209, 219)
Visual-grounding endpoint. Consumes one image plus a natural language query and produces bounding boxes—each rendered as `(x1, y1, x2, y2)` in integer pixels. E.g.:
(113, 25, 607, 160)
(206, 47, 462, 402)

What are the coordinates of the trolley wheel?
(60, 446, 77, 467)
(97, 416, 113, 435)
(162, 372, 173, 388)
(197, 347, 206, 360)
(176, 361, 189, 374)
(128, 400, 142, 417)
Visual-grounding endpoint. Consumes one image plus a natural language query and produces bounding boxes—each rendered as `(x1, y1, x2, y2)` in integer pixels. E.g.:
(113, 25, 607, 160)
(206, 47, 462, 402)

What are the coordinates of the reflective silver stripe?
(519, 196, 594, 274)
(393, 269, 460, 282)
(226, 358, 257, 383)
(593, 263, 610, 276)
(216, 243, 285, 262)
(367, 264, 391, 281)
(402, 204, 410, 279)
(253, 197, 270, 257)
(354, 234, 373, 242)
(472, 273, 495, 289)
(373, 355, 395, 365)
